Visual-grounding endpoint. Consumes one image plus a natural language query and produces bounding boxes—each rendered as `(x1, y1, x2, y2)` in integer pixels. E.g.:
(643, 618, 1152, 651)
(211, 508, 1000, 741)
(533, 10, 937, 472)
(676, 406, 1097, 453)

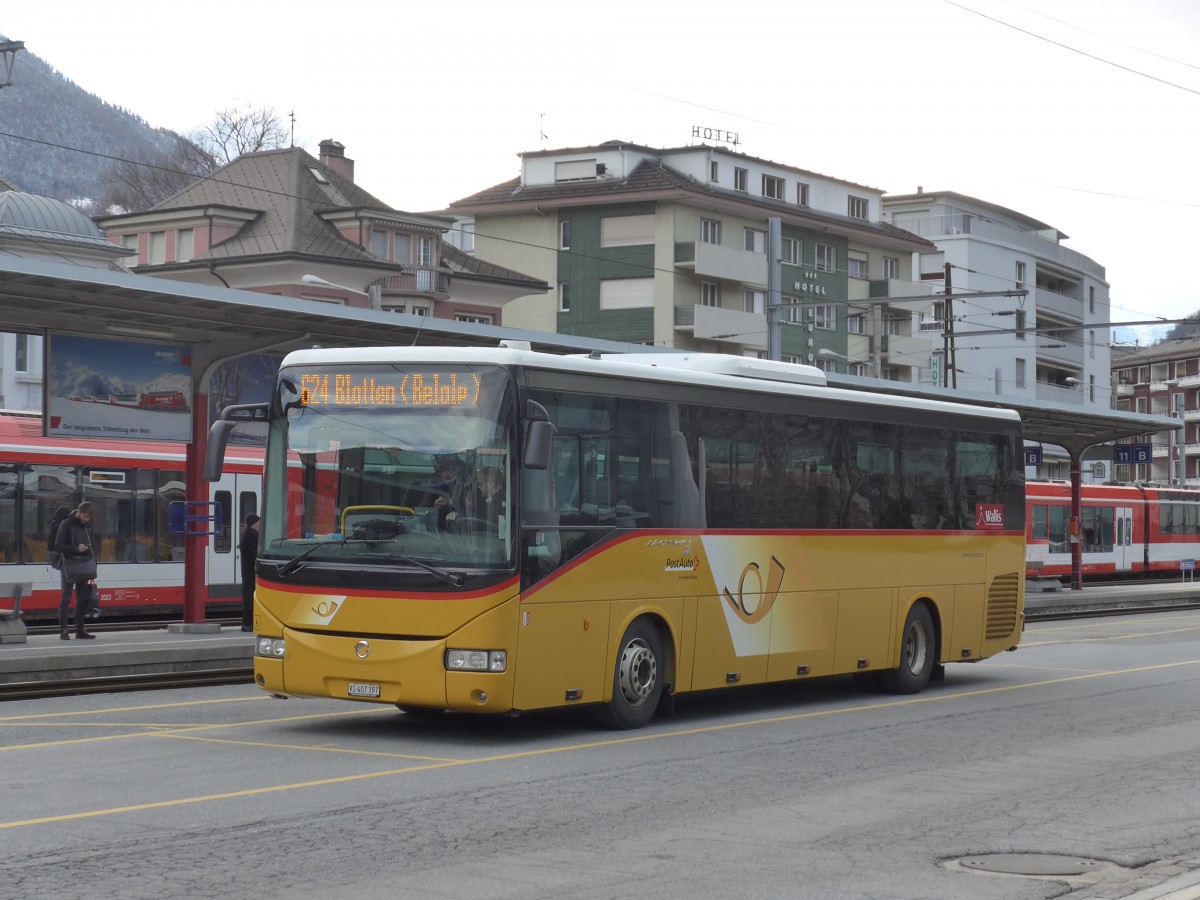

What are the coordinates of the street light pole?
(0, 41, 25, 89)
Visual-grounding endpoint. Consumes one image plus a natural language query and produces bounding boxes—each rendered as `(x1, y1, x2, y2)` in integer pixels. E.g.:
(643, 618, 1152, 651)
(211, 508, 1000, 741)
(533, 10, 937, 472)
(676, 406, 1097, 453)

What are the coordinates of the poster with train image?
(46, 333, 193, 442)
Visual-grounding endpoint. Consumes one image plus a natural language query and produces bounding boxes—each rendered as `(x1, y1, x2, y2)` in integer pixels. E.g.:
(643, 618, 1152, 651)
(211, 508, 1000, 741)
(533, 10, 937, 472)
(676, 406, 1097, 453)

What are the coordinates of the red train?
(0, 411, 260, 621)
(1026, 480, 1200, 579)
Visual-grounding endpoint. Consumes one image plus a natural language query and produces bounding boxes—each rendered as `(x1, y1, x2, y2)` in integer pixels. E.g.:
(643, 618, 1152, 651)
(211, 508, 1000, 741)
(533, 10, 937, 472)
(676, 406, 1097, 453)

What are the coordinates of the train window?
(82, 468, 133, 563)
(126, 470, 157, 562)
(1030, 504, 1047, 540)
(214, 490, 233, 553)
(23, 465, 78, 565)
(0, 463, 20, 564)
(238, 492, 258, 532)
(157, 472, 185, 562)
(1048, 506, 1068, 553)
(1082, 506, 1114, 553)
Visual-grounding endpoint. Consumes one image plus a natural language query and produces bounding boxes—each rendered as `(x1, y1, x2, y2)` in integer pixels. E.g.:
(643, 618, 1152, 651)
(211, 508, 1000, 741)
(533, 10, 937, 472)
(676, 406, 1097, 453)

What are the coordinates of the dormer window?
(308, 167, 328, 184)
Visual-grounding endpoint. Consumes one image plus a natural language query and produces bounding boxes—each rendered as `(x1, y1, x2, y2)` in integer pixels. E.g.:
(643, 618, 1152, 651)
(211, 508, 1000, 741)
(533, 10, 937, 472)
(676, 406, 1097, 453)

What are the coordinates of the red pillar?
(1070, 453, 1083, 591)
(182, 392, 209, 623)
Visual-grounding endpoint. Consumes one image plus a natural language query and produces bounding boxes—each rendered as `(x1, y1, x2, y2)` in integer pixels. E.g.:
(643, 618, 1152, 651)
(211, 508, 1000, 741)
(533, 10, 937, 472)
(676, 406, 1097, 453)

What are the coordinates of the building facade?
(1111, 338, 1200, 485)
(449, 141, 939, 378)
(882, 190, 1111, 410)
(98, 140, 545, 324)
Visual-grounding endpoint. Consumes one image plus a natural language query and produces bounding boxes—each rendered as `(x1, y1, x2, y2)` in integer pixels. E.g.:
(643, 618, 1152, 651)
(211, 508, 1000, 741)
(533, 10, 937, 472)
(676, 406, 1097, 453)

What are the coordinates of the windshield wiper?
(274, 539, 384, 579)
(387, 552, 464, 586)
(272, 539, 464, 586)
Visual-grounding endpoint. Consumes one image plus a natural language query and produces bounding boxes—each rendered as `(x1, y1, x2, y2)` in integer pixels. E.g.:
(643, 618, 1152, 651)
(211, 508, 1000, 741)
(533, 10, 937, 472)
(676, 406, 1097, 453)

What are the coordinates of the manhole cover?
(961, 854, 1105, 876)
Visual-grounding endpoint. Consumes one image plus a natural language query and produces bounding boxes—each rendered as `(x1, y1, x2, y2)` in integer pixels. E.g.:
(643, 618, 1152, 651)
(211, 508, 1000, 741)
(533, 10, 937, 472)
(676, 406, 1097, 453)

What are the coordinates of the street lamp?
(0, 41, 25, 89)
(301, 274, 379, 308)
(816, 348, 861, 373)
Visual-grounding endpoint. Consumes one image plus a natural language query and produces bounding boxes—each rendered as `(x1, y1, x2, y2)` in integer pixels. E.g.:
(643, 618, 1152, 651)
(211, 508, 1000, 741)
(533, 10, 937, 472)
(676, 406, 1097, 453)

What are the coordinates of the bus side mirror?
(205, 403, 269, 482)
(524, 419, 554, 471)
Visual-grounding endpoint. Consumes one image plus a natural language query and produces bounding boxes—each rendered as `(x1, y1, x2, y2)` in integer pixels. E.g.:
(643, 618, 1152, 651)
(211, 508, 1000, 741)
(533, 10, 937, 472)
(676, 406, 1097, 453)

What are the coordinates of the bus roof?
(279, 345, 1023, 426)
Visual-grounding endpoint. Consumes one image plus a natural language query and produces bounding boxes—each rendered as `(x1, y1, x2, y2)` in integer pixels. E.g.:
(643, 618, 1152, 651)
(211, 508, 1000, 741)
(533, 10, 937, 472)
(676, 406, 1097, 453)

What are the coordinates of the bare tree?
(190, 103, 289, 167)
(97, 135, 215, 214)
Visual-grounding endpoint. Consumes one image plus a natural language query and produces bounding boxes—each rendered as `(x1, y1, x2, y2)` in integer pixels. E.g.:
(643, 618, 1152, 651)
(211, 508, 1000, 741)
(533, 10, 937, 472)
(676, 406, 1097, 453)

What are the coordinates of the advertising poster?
(46, 334, 193, 442)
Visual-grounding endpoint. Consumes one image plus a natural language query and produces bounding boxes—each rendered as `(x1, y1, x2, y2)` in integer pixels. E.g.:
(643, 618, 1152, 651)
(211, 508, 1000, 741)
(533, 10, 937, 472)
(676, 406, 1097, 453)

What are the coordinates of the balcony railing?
(373, 266, 450, 297)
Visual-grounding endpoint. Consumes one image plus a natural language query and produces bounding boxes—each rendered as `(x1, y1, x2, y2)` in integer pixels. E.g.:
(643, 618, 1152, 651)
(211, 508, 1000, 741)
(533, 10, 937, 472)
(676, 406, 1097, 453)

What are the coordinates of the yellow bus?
(208, 346, 1025, 728)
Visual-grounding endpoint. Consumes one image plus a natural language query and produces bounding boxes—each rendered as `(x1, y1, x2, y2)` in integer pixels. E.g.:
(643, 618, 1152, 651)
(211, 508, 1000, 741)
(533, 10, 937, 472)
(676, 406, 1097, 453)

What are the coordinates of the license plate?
(347, 682, 381, 698)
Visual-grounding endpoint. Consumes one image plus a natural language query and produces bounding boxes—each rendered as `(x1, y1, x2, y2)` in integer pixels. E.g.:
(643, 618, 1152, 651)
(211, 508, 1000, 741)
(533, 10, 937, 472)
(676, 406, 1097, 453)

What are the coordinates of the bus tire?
(880, 603, 935, 694)
(593, 618, 663, 730)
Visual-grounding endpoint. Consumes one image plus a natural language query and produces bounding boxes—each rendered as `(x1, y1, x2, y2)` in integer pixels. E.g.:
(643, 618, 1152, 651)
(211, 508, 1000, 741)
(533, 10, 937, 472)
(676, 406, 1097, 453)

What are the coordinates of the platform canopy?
(822, 371, 1178, 456)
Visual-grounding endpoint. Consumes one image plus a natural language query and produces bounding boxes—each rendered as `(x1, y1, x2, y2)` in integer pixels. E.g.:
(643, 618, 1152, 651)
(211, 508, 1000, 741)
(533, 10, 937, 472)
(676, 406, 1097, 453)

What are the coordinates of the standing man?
(240, 514, 260, 633)
(55, 502, 96, 640)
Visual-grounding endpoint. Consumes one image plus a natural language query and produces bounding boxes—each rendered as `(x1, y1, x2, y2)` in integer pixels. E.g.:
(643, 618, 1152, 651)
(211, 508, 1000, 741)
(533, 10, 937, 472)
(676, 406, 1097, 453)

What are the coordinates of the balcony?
(1035, 286, 1084, 323)
(1179, 373, 1200, 388)
(674, 241, 768, 287)
(1185, 408, 1200, 422)
(1116, 382, 1134, 397)
(1035, 333, 1083, 367)
(374, 266, 450, 300)
(674, 304, 767, 351)
(1034, 383, 1086, 406)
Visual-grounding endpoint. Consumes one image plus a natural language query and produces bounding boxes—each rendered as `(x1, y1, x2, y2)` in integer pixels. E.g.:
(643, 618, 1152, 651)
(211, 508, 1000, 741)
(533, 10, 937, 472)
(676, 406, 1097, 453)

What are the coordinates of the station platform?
(0, 626, 254, 696)
(2, 582, 1200, 698)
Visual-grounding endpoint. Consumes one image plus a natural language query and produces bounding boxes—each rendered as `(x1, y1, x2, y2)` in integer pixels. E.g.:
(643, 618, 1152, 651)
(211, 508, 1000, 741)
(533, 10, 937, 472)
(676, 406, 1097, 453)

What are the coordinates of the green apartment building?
(449, 140, 937, 378)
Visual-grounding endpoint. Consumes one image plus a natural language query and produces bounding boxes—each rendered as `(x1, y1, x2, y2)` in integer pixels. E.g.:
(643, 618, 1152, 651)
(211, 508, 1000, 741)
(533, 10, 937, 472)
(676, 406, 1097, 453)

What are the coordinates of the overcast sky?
(4, 0, 1197, 342)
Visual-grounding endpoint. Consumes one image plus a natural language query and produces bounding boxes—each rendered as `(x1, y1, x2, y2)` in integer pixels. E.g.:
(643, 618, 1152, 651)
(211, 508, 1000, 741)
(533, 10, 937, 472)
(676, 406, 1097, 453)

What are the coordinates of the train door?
(1113, 507, 1134, 572)
(206, 472, 261, 593)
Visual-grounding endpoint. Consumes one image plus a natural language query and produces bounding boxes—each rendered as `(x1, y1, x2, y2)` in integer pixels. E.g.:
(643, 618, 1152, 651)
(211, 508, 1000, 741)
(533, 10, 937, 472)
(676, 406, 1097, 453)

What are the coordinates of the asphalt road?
(4, 609, 1200, 900)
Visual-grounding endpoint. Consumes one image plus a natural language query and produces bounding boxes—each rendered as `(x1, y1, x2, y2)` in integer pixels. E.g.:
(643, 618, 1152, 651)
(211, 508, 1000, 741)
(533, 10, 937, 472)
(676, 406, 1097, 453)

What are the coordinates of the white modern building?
(883, 190, 1111, 411)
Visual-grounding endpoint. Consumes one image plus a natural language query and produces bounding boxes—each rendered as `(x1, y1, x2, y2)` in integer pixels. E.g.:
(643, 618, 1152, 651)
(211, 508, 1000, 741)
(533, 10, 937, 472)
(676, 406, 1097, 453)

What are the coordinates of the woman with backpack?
(54, 502, 97, 640)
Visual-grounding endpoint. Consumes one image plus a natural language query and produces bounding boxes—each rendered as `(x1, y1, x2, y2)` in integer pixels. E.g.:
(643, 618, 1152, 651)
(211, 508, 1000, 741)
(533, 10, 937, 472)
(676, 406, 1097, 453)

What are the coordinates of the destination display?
(293, 369, 486, 409)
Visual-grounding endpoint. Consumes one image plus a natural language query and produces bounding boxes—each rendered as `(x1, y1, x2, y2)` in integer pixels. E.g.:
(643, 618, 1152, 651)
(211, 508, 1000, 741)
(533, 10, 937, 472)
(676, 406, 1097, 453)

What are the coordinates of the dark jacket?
(55, 513, 94, 579)
(240, 526, 258, 585)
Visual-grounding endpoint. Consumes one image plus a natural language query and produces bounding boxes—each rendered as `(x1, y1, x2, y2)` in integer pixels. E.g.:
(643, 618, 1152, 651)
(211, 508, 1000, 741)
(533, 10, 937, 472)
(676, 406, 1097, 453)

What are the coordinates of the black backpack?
(46, 515, 68, 569)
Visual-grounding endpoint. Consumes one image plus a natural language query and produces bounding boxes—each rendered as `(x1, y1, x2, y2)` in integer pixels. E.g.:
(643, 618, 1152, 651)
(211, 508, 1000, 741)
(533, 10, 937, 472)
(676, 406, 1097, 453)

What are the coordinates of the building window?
(847, 196, 869, 220)
(15, 334, 29, 372)
(815, 243, 836, 273)
(781, 237, 800, 264)
(418, 237, 434, 267)
(883, 315, 902, 336)
(121, 234, 138, 266)
(176, 228, 194, 263)
(743, 289, 765, 314)
(709, 161, 718, 182)
(149, 231, 166, 265)
(560, 221, 571, 250)
(847, 314, 866, 334)
(1089, 285, 1095, 313)
(409, 303, 429, 317)
(559, 283, 571, 312)
(1015, 261, 1026, 289)
(814, 304, 835, 330)
(1089, 329, 1096, 358)
(700, 218, 721, 245)
(734, 167, 748, 192)
(1015, 358, 1026, 389)
(455, 314, 493, 325)
(762, 174, 785, 200)
(848, 363, 867, 377)
(599, 278, 653, 309)
(782, 295, 800, 323)
(796, 183, 809, 206)
(744, 228, 766, 253)
(1015, 309, 1026, 340)
(847, 251, 868, 279)
(700, 282, 719, 307)
(882, 257, 898, 279)
(394, 234, 411, 262)
(370, 229, 388, 258)
(601, 214, 654, 247)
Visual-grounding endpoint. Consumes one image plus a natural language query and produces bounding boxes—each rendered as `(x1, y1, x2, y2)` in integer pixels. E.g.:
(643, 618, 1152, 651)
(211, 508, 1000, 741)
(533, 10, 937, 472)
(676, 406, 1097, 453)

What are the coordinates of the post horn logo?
(722, 556, 785, 624)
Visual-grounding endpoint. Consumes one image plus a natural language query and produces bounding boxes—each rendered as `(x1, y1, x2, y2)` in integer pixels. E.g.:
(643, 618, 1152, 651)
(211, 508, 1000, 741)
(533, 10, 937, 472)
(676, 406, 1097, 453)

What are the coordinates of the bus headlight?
(445, 649, 507, 672)
(256, 637, 285, 658)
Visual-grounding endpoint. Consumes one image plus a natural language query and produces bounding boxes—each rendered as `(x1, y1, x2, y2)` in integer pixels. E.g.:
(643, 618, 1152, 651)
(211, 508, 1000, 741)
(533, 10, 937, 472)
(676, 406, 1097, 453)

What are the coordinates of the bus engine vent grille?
(985, 572, 1020, 639)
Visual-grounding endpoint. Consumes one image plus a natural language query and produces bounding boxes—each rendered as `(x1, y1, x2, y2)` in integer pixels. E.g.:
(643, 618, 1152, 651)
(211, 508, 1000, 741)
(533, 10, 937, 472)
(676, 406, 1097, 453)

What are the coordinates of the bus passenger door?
(1115, 506, 1133, 572)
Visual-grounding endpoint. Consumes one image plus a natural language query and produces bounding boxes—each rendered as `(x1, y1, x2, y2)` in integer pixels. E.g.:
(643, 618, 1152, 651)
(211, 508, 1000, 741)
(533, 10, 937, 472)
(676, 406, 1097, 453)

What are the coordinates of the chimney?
(318, 139, 354, 182)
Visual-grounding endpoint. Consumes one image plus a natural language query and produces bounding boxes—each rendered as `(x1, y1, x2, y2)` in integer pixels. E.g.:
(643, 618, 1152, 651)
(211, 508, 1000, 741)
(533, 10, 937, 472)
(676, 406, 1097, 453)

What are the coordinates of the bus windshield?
(261, 363, 515, 578)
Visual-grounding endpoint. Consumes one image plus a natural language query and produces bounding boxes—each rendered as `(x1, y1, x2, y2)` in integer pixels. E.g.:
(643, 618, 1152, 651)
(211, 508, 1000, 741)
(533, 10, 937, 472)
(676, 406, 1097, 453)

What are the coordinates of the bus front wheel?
(594, 618, 664, 729)
(880, 603, 935, 694)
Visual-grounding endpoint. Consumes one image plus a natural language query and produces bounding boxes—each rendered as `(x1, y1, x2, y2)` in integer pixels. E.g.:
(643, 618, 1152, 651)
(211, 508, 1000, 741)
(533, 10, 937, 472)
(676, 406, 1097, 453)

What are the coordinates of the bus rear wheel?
(593, 618, 664, 730)
(880, 603, 935, 694)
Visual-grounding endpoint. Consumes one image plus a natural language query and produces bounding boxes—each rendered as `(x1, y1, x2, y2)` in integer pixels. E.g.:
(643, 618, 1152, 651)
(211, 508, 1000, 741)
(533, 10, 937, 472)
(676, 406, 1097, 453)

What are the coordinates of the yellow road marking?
(3, 656, 1200, 830)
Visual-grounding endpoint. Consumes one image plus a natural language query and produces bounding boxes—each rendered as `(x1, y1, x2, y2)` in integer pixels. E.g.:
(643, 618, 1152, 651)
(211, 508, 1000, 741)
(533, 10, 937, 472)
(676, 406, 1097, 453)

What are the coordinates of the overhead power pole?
(942, 262, 956, 388)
